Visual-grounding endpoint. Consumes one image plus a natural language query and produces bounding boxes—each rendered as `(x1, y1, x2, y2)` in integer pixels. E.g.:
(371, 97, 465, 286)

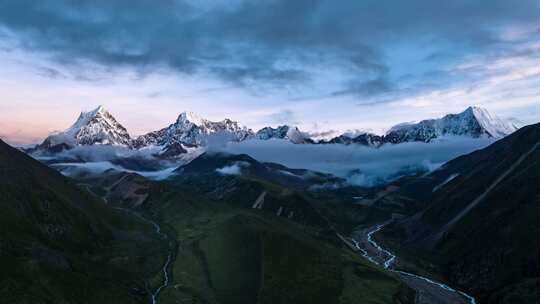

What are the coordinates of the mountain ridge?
(133, 111, 254, 148)
(30, 106, 519, 156)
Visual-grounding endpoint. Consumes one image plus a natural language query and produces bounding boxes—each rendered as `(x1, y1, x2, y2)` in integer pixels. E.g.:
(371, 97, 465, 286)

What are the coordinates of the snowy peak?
(176, 111, 206, 126)
(35, 105, 520, 154)
(466, 106, 518, 137)
(385, 106, 518, 143)
(134, 112, 254, 147)
(255, 125, 313, 144)
(40, 105, 132, 149)
(256, 125, 290, 140)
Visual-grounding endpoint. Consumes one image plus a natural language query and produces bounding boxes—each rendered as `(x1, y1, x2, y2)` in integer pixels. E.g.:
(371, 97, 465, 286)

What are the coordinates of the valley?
(352, 223, 476, 304)
(1, 110, 539, 304)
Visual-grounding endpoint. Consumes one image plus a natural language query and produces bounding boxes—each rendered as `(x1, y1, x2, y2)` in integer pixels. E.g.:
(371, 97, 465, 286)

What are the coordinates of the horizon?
(0, 103, 514, 146)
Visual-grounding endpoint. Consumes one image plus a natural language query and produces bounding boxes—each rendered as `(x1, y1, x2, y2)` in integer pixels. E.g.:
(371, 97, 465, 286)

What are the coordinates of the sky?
(1, 0, 540, 145)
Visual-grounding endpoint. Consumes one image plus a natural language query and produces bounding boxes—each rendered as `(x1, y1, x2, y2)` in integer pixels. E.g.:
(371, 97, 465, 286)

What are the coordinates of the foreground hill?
(379, 123, 540, 303)
(0, 139, 166, 304)
(76, 152, 415, 304)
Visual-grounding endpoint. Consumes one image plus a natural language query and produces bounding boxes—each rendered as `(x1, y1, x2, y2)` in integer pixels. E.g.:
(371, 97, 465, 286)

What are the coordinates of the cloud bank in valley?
(33, 144, 188, 180)
(32, 135, 496, 186)
(218, 137, 495, 186)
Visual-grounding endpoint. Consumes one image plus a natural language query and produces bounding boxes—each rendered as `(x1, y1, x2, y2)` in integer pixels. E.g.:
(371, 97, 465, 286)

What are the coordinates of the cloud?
(33, 144, 183, 179)
(51, 145, 156, 162)
(332, 77, 394, 98)
(51, 161, 178, 180)
(34, 66, 67, 79)
(1, 0, 539, 99)
(215, 161, 250, 175)
(218, 137, 495, 186)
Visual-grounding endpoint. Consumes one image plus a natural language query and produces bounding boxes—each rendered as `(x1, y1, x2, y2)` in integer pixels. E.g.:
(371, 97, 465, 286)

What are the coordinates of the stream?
(352, 223, 477, 304)
(80, 182, 173, 304)
(114, 207, 172, 304)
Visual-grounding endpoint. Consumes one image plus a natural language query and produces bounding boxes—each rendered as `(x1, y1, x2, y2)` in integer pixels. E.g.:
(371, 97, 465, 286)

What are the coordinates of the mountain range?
(33, 106, 519, 156)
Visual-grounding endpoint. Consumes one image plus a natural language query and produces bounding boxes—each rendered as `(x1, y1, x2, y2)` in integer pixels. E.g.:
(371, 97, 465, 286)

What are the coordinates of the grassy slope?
(12, 145, 415, 304)
(0, 140, 167, 304)
(142, 175, 414, 304)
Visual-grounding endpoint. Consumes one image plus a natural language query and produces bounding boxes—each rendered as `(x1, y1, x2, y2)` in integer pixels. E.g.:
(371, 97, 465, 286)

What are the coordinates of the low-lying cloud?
(35, 144, 158, 162)
(33, 145, 183, 180)
(51, 161, 178, 180)
(215, 161, 250, 176)
(218, 137, 494, 186)
(31, 136, 496, 186)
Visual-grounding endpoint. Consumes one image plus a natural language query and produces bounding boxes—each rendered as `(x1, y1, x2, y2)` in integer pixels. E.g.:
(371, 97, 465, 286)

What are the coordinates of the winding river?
(352, 223, 477, 304)
(80, 182, 173, 304)
(116, 207, 172, 304)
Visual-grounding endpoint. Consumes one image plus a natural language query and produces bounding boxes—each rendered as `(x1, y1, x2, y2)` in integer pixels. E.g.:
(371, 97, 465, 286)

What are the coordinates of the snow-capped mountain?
(383, 106, 518, 144)
(133, 111, 254, 148)
(39, 106, 132, 151)
(32, 105, 520, 156)
(255, 125, 314, 144)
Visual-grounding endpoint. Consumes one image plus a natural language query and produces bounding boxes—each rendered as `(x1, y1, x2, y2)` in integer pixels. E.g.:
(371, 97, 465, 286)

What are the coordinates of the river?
(351, 223, 477, 304)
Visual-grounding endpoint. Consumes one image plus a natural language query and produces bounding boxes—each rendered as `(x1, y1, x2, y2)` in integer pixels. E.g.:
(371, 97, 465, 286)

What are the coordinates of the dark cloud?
(34, 66, 67, 79)
(210, 66, 308, 90)
(0, 0, 538, 98)
(333, 78, 394, 98)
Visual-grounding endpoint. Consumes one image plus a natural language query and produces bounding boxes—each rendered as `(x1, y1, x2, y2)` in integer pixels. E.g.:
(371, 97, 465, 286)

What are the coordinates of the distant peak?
(94, 105, 105, 112)
(462, 106, 495, 119)
(177, 111, 205, 125)
(81, 105, 107, 118)
(463, 105, 489, 115)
